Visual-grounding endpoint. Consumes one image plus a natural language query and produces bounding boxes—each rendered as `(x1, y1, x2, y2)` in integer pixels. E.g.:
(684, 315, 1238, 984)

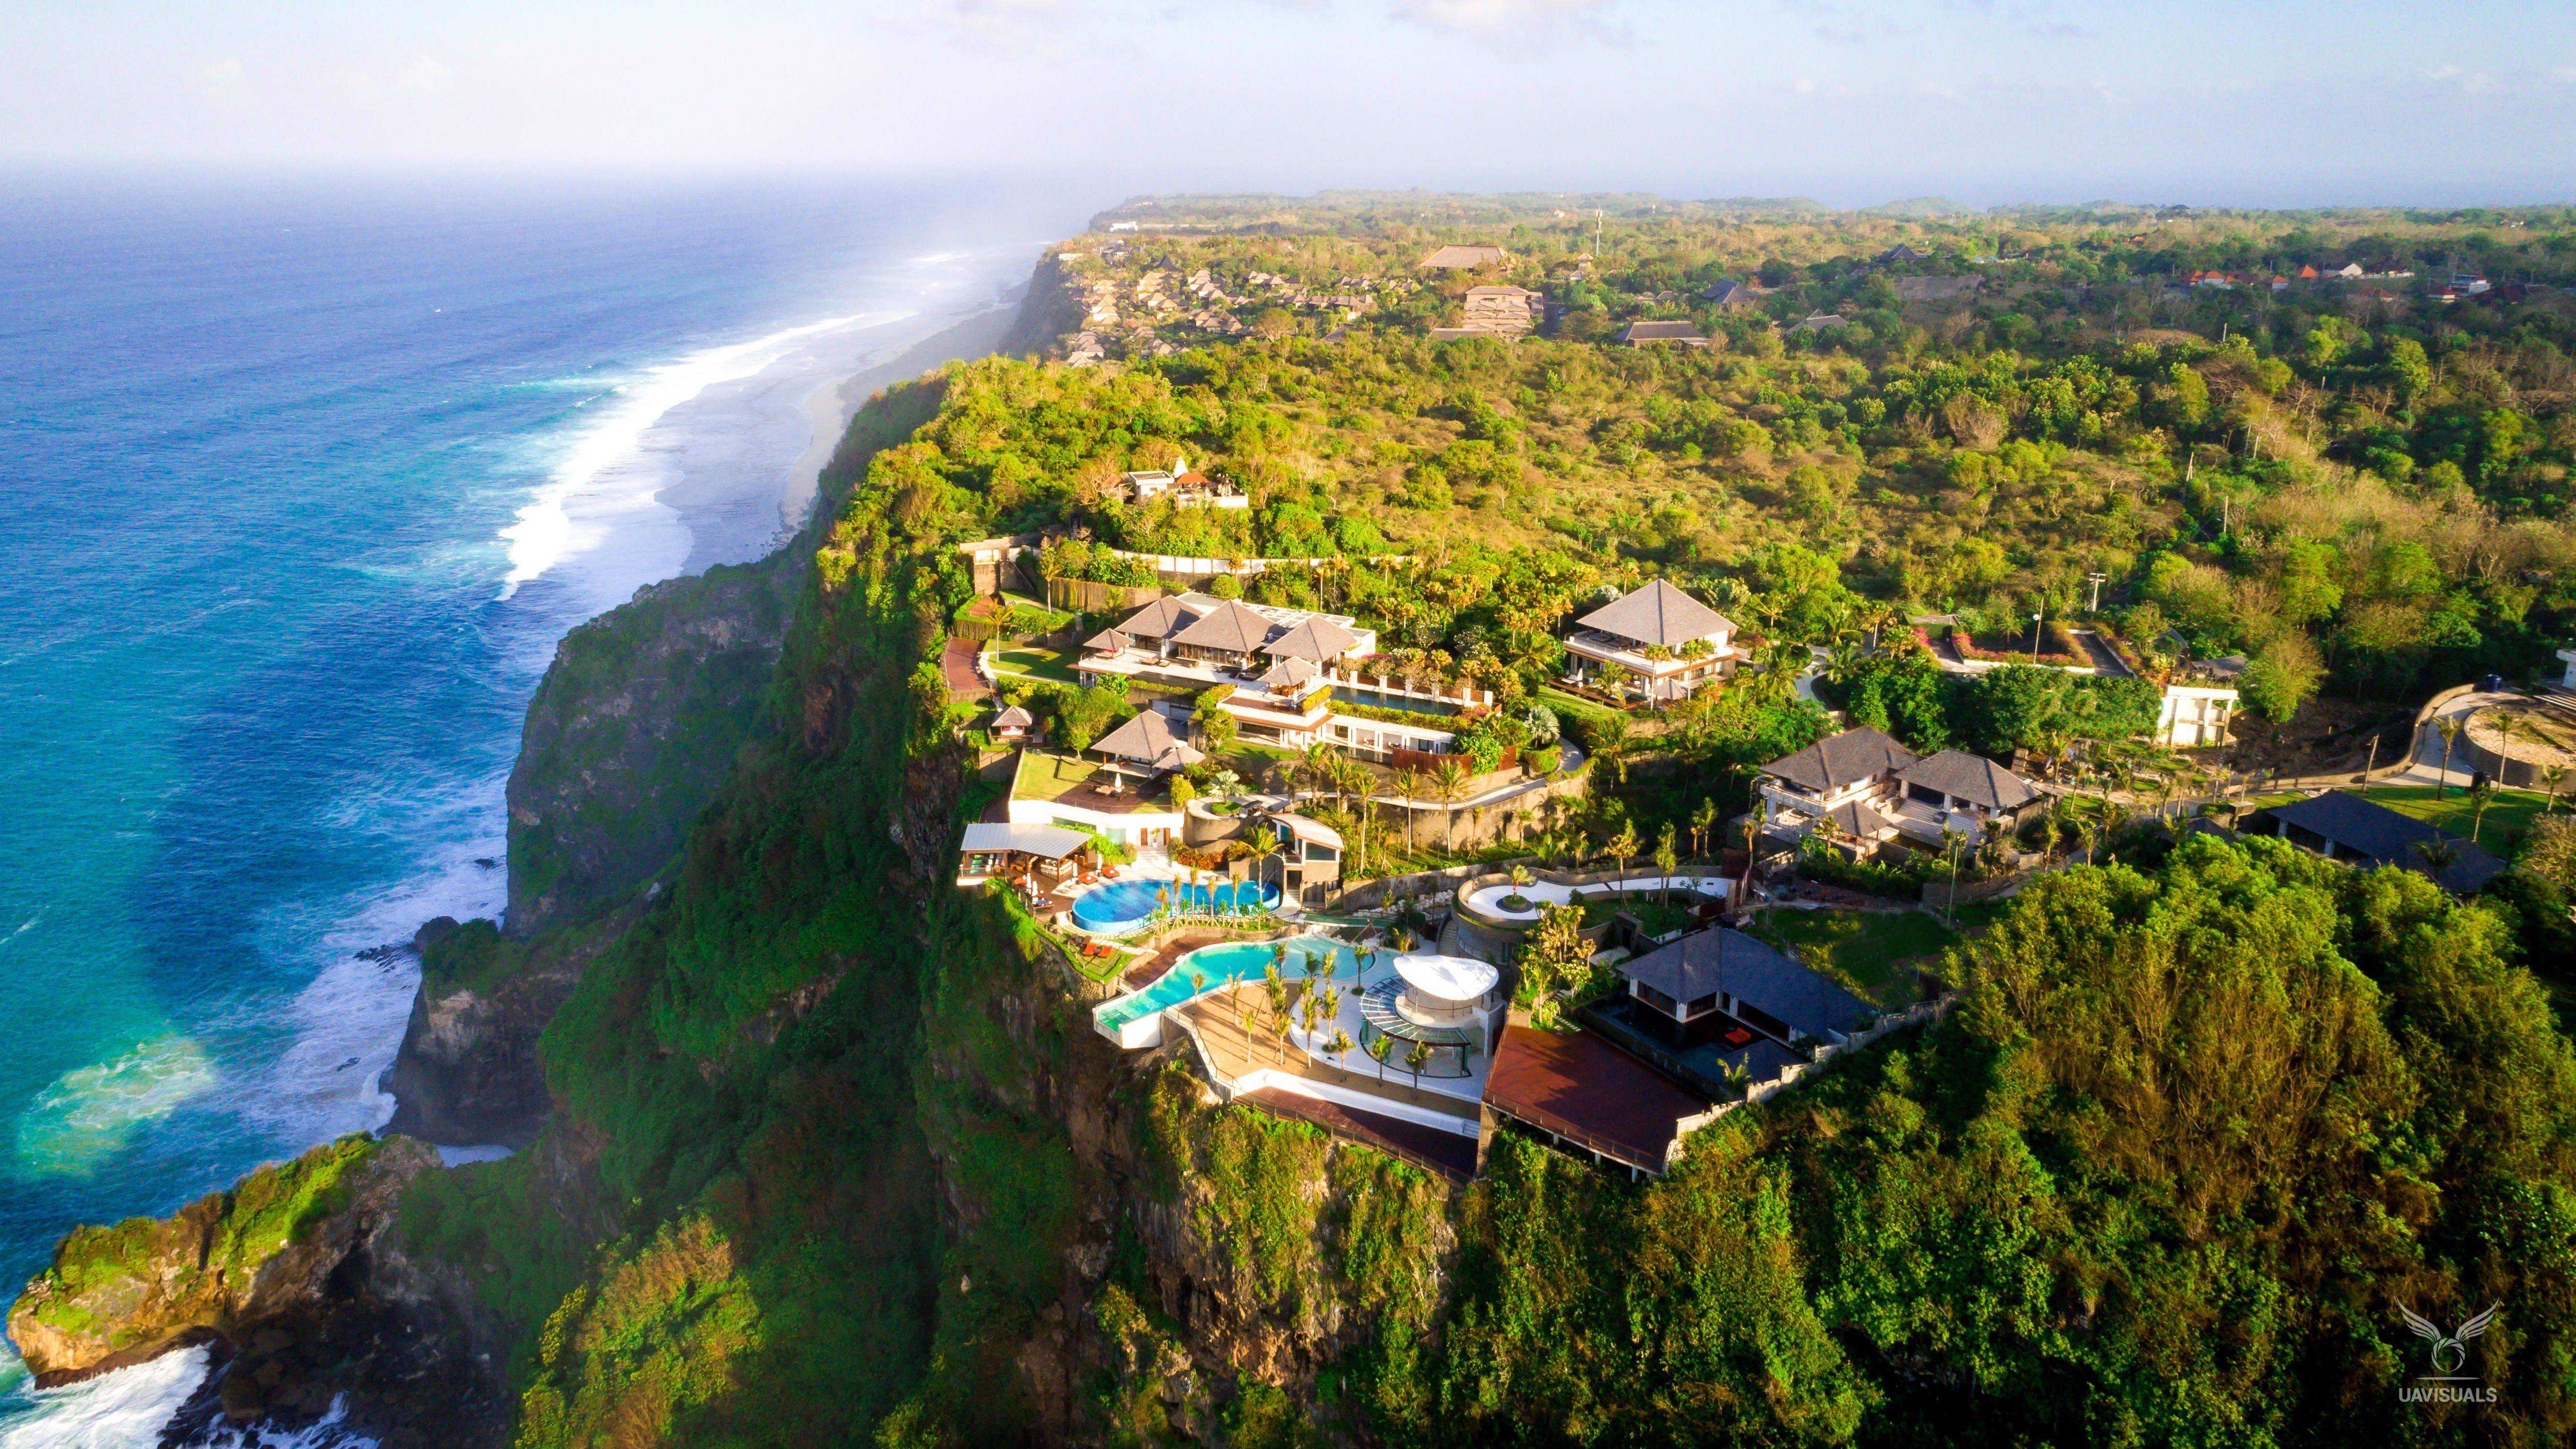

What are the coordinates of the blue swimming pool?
(1097, 936, 1365, 1032)
(1071, 877, 1280, 933)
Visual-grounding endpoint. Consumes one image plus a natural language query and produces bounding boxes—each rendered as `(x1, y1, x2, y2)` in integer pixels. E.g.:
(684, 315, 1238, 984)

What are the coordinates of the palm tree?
(2414, 836, 2462, 885)
(1654, 822, 1680, 907)
(2048, 793, 2081, 862)
(2544, 763, 2567, 814)
(1391, 766, 1423, 855)
(1367, 1034, 1393, 1082)
(1431, 757, 1472, 850)
(2435, 716, 2462, 799)
(1404, 1038, 1432, 1088)
(1248, 833, 1283, 901)
(1608, 822, 1642, 899)
(1938, 826, 1966, 925)
(1302, 742, 1339, 804)
(2469, 777, 2497, 845)
(1589, 712, 1633, 785)
(1689, 799, 1717, 863)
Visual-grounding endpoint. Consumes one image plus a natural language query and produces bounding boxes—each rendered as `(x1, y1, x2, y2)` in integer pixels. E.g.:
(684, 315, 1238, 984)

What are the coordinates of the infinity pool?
(1096, 935, 1365, 1035)
(1072, 878, 1280, 934)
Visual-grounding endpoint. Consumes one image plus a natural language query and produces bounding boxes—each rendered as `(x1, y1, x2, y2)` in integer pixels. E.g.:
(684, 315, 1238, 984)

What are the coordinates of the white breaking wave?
(494, 309, 905, 599)
(0, 1347, 199, 1449)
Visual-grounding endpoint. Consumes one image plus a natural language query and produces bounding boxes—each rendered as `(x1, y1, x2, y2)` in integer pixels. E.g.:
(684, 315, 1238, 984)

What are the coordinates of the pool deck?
(1122, 930, 1231, 989)
(1176, 983, 1481, 1123)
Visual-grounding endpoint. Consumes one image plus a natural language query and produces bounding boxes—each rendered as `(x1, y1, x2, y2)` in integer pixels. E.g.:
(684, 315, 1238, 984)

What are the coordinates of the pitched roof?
(1575, 579, 1734, 647)
(960, 822, 1089, 859)
(1254, 656, 1321, 690)
(1091, 709, 1206, 767)
(1464, 284, 1539, 298)
(1824, 797, 1900, 838)
(1618, 927, 1878, 1040)
(1619, 320, 1708, 344)
(1421, 243, 1509, 269)
(1699, 279, 1751, 304)
(1897, 750, 2038, 811)
(1761, 727, 1918, 792)
(1083, 626, 1127, 652)
(2263, 790, 2508, 894)
(1261, 616, 1360, 663)
(1171, 598, 1277, 654)
(992, 705, 1034, 728)
(1113, 595, 1201, 641)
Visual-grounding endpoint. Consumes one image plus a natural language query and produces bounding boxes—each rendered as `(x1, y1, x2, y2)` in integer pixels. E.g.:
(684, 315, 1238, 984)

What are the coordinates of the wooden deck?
(1174, 985, 1478, 1122)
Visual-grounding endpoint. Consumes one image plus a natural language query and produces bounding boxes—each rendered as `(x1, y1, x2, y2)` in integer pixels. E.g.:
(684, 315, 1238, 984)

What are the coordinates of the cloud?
(934, 0, 1079, 46)
(395, 57, 454, 97)
(1391, 0, 1618, 36)
(197, 56, 251, 107)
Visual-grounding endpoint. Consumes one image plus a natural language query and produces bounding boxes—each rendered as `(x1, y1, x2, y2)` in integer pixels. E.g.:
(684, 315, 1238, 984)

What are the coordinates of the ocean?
(0, 172, 1086, 1444)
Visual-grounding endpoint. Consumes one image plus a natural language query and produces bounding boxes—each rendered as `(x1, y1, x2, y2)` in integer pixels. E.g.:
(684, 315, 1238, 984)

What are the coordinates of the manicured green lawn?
(1747, 908, 1959, 1006)
(989, 646, 1083, 685)
(2353, 783, 2552, 855)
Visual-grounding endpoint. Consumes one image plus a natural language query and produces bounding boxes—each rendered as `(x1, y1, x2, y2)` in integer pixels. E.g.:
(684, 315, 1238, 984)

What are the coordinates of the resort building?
(2254, 789, 2509, 895)
(1002, 710, 1201, 855)
(1561, 579, 1750, 702)
(2156, 684, 2239, 747)
(1756, 728, 2039, 849)
(1079, 592, 1482, 760)
(1117, 454, 1249, 509)
(1420, 243, 1510, 269)
(1358, 953, 1504, 1077)
(1617, 926, 1878, 1049)
(1619, 319, 1709, 347)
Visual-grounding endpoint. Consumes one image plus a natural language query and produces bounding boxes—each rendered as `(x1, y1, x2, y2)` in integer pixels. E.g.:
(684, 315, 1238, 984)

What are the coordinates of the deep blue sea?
(0, 172, 1087, 1444)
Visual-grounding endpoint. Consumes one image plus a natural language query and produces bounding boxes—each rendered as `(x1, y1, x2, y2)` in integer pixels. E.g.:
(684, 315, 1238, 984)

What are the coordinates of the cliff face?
(505, 557, 799, 939)
(7, 1135, 505, 1443)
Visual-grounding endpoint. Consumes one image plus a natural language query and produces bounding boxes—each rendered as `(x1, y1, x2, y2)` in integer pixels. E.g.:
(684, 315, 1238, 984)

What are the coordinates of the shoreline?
(656, 295, 1029, 576)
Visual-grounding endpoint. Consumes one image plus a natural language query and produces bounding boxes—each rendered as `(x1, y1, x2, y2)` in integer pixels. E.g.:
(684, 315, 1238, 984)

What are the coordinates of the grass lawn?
(2352, 783, 2551, 855)
(1535, 686, 1623, 727)
(989, 646, 1083, 685)
(1747, 908, 1959, 1006)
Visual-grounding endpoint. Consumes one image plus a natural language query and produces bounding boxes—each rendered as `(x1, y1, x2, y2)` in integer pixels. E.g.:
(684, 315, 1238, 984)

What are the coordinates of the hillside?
(14, 195, 2576, 1447)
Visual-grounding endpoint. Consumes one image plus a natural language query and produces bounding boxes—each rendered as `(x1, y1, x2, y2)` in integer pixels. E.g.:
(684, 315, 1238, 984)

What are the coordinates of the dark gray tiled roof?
(1112, 596, 1200, 641)
(2263, 790, 2508, 894)
(1262, 617, 1358, 663)
(1575, 579, 1734, 648)
(1618, 927, 1878, 1041)
(1761, 727, 1918, 792)
(1898, 750, 2038, 810)
(1170, 599, 1276, 654)
(1619, 320, 1708, 344)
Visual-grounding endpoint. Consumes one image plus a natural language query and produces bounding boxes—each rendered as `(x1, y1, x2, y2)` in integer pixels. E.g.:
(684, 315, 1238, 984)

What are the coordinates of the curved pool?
(1096, 935, 1366, 1036)
(1072, 878, 1280, 934)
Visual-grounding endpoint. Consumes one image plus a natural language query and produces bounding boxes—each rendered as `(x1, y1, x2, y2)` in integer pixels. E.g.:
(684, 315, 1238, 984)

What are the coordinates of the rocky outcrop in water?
(7, 1135, 506, 1445)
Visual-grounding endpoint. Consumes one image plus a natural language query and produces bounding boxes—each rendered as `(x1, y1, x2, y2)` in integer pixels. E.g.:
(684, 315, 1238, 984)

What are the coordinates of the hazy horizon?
(4, 1, 2570, 210)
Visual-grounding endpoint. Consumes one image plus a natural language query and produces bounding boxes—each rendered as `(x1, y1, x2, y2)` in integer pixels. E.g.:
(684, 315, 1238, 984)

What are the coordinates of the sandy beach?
(655, 297, 1028, 575)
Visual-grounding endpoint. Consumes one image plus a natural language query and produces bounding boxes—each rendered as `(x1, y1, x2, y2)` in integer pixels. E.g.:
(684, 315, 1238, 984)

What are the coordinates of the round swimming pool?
(1072, 878, 1281, 934)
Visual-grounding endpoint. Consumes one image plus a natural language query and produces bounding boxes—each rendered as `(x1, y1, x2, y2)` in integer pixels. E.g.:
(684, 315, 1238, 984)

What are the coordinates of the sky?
(3, 0, 2572, 208)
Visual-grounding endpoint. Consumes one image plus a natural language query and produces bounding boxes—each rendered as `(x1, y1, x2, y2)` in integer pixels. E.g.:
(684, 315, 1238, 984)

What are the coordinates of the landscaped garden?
(2354, 782, 2556, 855)
(988, 646, 1084, 685)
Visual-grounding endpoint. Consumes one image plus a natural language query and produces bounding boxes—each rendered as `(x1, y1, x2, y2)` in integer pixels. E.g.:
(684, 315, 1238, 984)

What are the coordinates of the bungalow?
(1459, 285, 1543, 337)
(1619, 319, 1708, 347)
(1698, 278, 1755, 308)
(991, 704, 1034, 742)
(1090, 706, 1205, 778)
(1877, 243, 1928, 264)
(1789, 313, 1848, 333)
(957, 821, 1091, 887)
(1420, 243, 1511, 270)
(1617, 925, 1878, 1048)
(1756, 727, 1917, 834)
(1561, 579, 1750, 702)
(2255, 790, 2507, 895)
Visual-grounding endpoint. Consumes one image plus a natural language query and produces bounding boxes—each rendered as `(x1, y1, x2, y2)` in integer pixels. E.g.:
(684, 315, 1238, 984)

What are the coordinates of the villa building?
(1420, 243, 1510, 269)
(1619, 319, 1709, 347)
(1757, 728, 2039, 849)
(1617, 925, 1879, 1050)
(1118, 454, 1248, 509)
(2254, 789, 2508, 895)
(956, 821, 1090, 888)
(1079, 592, 1479, 760)
(1002, 709, 1202, 854)
(1561, 579, 1751, 702)
(2157, 684, 2238, 747)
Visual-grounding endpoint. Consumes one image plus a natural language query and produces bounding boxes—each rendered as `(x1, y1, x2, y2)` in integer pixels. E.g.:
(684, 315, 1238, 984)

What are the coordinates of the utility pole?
(2085, 572, 2108, 613)
(2030, 607, 2044, 662)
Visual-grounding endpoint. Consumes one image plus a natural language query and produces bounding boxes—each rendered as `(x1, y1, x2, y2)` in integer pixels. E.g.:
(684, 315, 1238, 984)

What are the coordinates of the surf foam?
(495, 309, 903, 600)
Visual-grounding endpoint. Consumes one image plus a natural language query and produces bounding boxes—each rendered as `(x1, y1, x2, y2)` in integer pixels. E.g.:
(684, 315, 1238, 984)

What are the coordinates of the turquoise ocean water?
(0, 173, 1084, 1443)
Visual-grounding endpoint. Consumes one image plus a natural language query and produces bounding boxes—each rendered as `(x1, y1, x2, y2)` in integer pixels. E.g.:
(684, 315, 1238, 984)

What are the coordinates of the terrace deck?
(1237, 1086, 1477, 1183)
(1175, 984, 1479, 1123)
(1482, 1024, 1709, 1175)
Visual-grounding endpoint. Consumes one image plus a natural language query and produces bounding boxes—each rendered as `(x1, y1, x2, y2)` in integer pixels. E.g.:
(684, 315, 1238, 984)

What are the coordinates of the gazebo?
(1089, 709, 1206, 794)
